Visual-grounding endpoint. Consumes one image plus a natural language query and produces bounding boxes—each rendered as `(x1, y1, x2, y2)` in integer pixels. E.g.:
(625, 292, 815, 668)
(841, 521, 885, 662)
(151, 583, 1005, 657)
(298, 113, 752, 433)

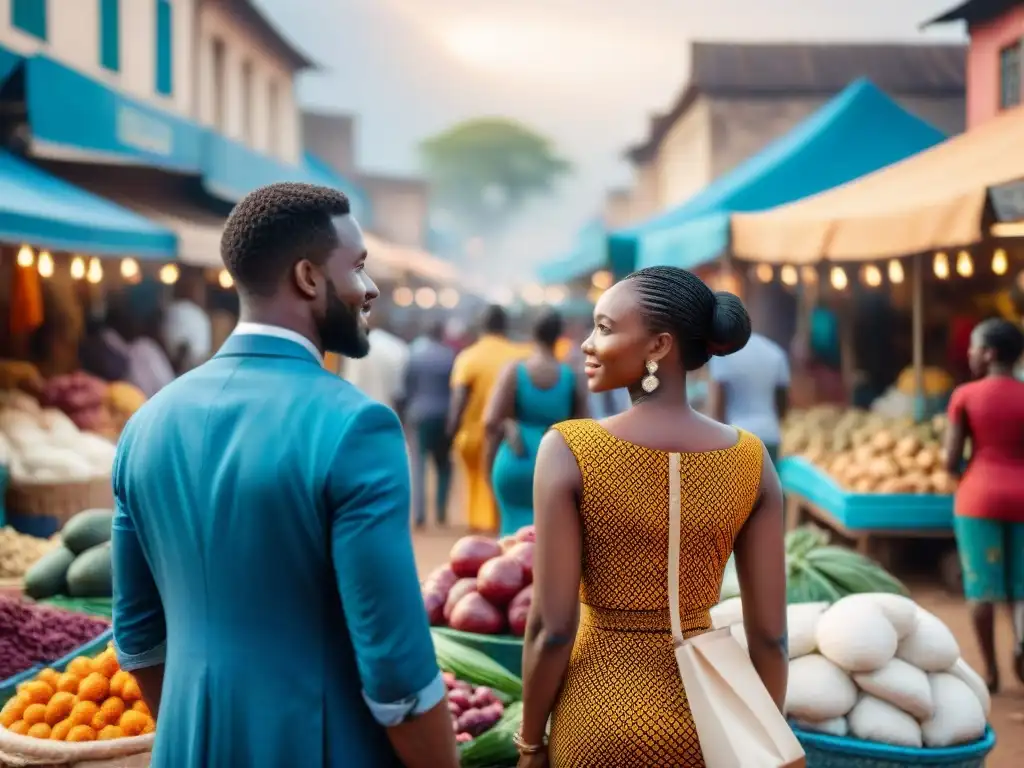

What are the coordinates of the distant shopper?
(708, 330, 790, 463)
(401, 320, 456, 528)
(345, 323, 409, 410)
(107, 305, 175, 398)
(944, 318, 1024, 693)
(161, 271, 212, 374)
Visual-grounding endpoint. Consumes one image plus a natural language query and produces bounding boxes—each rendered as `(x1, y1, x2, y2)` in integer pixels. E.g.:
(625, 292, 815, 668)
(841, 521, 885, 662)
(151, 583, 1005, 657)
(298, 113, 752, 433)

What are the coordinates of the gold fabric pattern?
(547, 418, 763, 767)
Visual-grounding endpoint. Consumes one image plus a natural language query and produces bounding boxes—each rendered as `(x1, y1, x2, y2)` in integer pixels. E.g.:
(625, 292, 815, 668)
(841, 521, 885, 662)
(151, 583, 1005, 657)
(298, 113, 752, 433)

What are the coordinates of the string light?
(955, 250, 973, 278)
(754, 264, 773, 283)
(439, 287, 460, 308)
(800, 266, 818, 285)
(863, 264, 882, 288)
(36, 251, 54, 278)
(86, 258, 103, 284)
(830, 266, 848, 290)
(16, 245, 33, 267)
(780, 266, 798, 287)
(414, 287, 437, 308)
(933, 252, 950, 279)
(992, 248, 1008, 275)
(591, 270, 613, 290)
(70, 256, 86, 280)
(543, 285, 567, 304)
(393, 286, 413, 307)
(887, 259, 904, 284)
(120, 258, 140, 280)
(520, 284, 545, 306)
(218, 269, 233, 289)
(159, 264, 179, 284)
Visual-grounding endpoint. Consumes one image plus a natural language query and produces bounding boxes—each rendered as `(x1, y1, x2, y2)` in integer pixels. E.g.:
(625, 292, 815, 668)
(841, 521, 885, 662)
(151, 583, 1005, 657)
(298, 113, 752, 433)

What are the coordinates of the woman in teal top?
(484, 310, 586, 536)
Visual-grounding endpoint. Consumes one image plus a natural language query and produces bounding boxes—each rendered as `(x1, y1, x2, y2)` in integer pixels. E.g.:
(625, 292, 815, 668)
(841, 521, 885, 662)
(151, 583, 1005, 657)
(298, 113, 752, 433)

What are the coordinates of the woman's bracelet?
(512, 730, 546, 755)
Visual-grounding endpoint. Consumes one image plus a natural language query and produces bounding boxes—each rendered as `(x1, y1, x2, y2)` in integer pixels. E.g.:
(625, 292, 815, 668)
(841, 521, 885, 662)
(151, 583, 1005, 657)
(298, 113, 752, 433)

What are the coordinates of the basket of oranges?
(0, 640, 154, 765)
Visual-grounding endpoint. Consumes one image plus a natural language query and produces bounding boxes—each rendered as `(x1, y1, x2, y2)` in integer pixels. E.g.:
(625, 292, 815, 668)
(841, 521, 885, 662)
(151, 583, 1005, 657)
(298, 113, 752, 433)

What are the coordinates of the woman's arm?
(943, 389, 968, 478)
(519, 430, 583, 746)
(734, 442, 788, 711)
(483, 363, 518, 482)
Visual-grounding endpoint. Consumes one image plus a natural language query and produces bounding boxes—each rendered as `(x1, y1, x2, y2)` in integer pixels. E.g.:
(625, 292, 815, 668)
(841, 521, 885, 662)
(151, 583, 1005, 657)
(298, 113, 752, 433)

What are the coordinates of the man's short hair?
(221, 182, 351, 296)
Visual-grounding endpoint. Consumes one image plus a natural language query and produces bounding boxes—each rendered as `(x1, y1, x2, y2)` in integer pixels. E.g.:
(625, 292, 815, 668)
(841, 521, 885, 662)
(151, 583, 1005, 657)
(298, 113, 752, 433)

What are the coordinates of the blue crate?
(5, 510, 61, 538)
(794, 725, 995, 768)
(779, 457, 953, 531)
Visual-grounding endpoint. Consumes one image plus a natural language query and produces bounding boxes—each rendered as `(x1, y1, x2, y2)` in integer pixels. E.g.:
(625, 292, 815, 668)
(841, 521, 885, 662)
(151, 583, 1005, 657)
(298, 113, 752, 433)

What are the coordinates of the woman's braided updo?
(627, 266, 752, 371)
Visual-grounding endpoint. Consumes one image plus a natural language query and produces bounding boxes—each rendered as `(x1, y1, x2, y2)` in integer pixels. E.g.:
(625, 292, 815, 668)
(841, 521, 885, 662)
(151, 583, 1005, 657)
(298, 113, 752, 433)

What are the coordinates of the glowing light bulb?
(993, 248, 1008, 275)
(415, 287, 437, 308)
(16, 245, 33, 267)
(120, 258, 140, 280)
(36, 251, 54, 278)
(933, 252, 949, 279)
(439, 287, 460, 308)
(754, 263, 773, 283)
(86, 258, 103, 284)
(863, 265, 882, 288)
(888, 259, 904, 284)
(393, 286, 413, 307)
(159, 264, 179, 285)
(218, 269, 233, 289)
(780, 266, 798, 287)
(800, 266, 818, 285)
(591, 270, 613, 290)
(70, 256, 86, 280)
(830, 266, 848, 290)
(956, 250, 973, 278)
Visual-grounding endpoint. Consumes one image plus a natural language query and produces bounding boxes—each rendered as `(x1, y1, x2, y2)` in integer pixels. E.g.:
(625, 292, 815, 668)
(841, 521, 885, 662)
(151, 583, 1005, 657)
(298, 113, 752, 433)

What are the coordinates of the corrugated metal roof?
(626, 42, 966, 162)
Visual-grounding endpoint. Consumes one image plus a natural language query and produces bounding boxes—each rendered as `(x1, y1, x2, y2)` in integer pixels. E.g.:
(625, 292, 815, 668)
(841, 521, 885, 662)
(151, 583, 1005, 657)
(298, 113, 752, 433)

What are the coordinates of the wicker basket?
(5, 476, 112, 537)
(794, 726, 996, 768)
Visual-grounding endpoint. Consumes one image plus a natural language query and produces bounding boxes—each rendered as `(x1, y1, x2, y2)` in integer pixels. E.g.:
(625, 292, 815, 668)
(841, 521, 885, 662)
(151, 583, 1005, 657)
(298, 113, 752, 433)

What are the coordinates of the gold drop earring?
(641, 360, 660, 394)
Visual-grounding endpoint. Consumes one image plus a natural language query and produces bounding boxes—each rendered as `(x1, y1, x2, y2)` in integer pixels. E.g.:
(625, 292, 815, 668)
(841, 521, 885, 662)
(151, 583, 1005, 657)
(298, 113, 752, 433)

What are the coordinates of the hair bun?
(706, 292, 752, 356)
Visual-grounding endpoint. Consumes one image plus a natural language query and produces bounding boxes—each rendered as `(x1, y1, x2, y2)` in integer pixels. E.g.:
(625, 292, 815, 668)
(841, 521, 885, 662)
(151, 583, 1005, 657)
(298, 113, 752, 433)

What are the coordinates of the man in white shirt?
(161, 272, 212, 373)
(708, 331, 790, 464)
(345, 325, 410, 411)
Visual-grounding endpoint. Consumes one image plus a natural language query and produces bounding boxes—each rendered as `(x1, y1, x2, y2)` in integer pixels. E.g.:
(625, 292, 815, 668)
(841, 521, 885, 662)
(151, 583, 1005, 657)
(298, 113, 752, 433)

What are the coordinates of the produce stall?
(422, 526, 535, 676)
(712, 592, 994, 766)
(778, 407, 956, 569)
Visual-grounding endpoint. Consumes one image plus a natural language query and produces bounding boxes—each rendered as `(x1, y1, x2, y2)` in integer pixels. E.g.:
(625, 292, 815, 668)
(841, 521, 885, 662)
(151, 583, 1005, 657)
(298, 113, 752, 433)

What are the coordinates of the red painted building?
(930, 0, 1024, 127)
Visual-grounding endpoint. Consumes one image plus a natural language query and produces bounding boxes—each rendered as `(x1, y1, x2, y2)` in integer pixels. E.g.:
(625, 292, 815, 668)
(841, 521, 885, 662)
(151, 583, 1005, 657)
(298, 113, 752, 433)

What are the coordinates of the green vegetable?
(719, 526, 908, 604)
(38, 596, 113, 618)
(432, 629, 523, 700)
(23, 545, 76, 599)
(458, 701, 523, 767)
(61, 509, 113, 555)
(66, 541, 113, 598)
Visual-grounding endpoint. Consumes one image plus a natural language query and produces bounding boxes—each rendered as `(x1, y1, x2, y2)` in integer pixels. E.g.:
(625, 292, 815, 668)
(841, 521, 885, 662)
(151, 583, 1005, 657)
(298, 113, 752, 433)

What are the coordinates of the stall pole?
(912, 253, 925, 422)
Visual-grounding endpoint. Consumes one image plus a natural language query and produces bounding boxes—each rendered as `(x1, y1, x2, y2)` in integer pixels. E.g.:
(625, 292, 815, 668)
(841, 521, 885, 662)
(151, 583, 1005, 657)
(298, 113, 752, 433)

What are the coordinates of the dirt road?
(413, 524, 1022, 765)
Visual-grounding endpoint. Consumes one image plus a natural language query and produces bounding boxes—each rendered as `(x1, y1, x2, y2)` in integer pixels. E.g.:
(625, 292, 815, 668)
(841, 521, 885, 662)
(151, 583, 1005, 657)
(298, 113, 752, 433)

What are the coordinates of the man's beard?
(319, 283, 370, 358)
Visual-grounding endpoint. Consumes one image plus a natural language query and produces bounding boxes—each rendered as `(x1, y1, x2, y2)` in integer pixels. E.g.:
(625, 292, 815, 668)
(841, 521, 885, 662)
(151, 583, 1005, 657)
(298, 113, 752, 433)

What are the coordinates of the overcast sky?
(255, 0, 966, 281)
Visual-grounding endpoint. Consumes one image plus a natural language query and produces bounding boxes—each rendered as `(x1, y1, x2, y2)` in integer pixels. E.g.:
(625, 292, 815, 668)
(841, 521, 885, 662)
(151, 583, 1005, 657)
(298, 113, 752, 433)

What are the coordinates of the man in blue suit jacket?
(111, 183, 459, 768)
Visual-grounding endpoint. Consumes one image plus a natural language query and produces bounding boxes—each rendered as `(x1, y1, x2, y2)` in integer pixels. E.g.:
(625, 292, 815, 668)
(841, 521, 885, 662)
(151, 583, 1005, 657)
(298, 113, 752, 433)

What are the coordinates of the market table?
(779, 457, 958, 582)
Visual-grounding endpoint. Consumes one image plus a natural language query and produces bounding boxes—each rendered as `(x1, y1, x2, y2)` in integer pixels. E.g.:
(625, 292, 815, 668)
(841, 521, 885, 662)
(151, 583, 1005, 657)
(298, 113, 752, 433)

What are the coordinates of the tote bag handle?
(667, 452, 805, 768)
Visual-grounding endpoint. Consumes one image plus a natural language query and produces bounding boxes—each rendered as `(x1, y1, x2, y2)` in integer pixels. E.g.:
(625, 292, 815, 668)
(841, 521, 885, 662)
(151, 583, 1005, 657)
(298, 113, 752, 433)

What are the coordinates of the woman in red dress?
(944, 318, 1024, 691)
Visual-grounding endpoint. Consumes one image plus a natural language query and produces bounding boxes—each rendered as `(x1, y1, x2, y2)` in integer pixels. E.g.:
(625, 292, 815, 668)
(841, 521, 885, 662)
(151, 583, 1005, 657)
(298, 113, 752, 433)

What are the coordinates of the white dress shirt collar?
(233, 322, 324, 365)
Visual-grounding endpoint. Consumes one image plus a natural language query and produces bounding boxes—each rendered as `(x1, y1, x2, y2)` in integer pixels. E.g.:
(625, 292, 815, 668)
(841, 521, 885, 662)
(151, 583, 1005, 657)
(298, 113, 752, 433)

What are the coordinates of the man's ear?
(293, 259, 319, 300)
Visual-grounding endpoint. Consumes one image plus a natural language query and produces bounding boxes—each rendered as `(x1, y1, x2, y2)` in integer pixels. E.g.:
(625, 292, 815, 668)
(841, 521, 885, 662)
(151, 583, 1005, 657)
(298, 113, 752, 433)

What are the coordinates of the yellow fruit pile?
(0, 646, 155, 741)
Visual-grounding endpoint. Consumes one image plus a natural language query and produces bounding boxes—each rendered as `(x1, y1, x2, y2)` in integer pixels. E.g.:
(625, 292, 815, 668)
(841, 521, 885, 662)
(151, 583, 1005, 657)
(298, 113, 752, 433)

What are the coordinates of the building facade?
(929, 0, 1024, 127)
(619, 42, 967, 224)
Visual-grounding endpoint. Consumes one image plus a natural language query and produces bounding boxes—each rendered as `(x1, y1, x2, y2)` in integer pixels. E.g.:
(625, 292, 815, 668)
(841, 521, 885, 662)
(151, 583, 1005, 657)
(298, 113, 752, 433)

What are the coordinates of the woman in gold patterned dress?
(515, 267, 789, 768)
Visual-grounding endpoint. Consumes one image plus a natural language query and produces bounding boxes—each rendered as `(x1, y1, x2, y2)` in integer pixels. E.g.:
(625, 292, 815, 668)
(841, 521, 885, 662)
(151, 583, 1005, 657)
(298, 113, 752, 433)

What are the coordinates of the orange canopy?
(730, 104, 1024, 264)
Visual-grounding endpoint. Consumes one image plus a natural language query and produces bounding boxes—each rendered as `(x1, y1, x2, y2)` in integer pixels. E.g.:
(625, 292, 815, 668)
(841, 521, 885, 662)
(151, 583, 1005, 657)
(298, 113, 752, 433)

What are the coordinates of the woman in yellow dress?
(516, 267, 789, 767)
(448, 305, 527, 532)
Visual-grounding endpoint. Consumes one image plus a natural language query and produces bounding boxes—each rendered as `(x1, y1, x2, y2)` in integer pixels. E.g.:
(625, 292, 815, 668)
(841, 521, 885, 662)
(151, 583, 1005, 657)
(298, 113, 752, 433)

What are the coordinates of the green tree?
(420, 117, 571, 236)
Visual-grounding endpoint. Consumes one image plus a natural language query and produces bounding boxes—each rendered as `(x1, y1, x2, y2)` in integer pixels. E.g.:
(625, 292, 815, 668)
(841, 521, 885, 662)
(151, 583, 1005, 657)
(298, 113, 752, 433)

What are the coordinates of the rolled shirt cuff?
(113, 638, 167, 672)
(362, 670, 446, 727)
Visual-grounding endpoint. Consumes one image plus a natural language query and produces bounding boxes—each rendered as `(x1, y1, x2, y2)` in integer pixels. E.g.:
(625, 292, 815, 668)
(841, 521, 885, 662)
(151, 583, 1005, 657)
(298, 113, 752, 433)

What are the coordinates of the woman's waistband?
(580, 603, 711, 635)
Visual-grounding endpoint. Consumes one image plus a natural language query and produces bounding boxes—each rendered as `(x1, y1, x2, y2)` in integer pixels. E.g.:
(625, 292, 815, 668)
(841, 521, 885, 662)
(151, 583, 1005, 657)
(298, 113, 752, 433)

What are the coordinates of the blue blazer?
(111, 333, 441, 768)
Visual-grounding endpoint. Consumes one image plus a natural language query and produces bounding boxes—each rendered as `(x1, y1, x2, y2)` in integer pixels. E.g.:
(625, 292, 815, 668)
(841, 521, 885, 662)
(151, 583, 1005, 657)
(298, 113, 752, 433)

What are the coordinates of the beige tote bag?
(667, 452, 805, 768)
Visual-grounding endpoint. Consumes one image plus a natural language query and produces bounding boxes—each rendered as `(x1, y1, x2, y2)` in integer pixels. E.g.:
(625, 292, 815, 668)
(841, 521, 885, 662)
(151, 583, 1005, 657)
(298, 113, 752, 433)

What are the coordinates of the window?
(155, 0, 173, 95)
(267, 79, 280, 153)
(99, 0, 120, 72)
(11, 0, 46, 40)
(999, 41, 1022, 110)
(240, 60, 253, 143)
(211, 37, 226, 130)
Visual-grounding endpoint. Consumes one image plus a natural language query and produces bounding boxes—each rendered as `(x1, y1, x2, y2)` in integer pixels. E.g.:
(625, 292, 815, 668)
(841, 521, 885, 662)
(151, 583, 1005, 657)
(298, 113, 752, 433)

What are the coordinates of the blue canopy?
(611, 78, 948, 272)
(0, 150, 176, 257)
(538, 218, 607, 284)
